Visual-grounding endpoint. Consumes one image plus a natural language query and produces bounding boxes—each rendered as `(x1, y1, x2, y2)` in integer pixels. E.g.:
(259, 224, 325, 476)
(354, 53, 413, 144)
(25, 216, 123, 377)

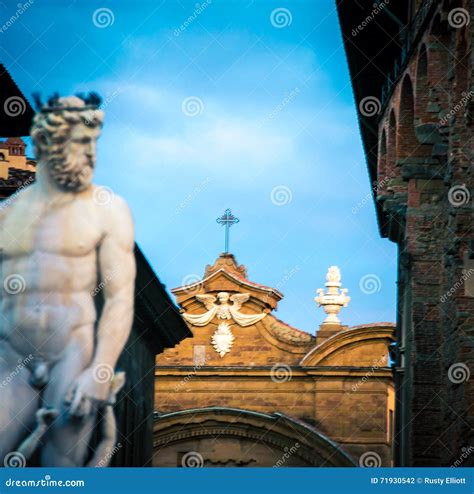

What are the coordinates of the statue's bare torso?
(2, 186, 101, 363)
(0, 186, 104, 356)
(0, 182, 135, 466)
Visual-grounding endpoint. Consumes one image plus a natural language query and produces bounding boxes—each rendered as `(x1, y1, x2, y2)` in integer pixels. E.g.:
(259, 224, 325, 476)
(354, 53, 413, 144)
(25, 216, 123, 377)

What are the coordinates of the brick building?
(336, 0, 473, 466)
(0, 138, 36, 199)
(154, 253, 395, 467)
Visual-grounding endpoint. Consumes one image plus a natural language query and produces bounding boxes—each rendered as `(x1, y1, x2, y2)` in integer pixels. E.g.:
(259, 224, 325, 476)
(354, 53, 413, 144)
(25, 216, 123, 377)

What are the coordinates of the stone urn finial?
(315, 266, 350, 325)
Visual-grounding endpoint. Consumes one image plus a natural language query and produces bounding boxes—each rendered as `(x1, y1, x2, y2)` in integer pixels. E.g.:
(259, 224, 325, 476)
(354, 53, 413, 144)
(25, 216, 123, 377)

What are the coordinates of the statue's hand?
(65, 367, 111, 418)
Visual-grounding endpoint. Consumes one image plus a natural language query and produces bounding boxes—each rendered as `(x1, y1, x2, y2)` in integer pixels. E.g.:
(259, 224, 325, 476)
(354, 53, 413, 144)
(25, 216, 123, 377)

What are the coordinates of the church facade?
(153, 253, 395, 467)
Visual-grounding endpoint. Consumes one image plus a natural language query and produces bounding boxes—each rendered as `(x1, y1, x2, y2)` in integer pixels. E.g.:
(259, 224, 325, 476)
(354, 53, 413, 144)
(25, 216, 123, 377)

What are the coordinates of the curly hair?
(30, 96, 104, 191)
(31, 96, 104, 161)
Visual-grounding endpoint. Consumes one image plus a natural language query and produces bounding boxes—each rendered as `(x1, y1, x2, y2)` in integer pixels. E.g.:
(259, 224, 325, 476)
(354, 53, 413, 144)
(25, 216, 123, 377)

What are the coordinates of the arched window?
(0, 153, 5, 161)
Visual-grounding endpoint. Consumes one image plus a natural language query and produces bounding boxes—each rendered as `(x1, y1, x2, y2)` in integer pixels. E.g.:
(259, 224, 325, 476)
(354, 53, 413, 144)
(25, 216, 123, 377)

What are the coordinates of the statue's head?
(31, 93, 104, 192)
(217, 292, 229, 303)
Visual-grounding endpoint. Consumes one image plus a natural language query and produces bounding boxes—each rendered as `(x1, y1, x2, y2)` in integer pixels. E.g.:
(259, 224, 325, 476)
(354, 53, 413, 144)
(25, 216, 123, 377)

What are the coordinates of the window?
(193, 345, 206, 366)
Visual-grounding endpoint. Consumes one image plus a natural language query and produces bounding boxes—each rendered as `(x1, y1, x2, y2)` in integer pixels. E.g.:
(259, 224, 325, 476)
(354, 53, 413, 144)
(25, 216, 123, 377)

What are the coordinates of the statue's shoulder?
(91, 185, 134, 246)
(1, 182, 36, 216)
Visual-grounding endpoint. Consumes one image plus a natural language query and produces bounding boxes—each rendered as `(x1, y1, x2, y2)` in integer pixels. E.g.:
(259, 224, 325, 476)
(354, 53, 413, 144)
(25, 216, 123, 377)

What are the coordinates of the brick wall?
(374, 0, 473, 466)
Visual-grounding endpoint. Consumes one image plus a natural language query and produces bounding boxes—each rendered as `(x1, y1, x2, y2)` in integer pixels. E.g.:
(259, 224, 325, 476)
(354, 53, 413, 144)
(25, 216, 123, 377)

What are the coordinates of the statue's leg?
(40, 325, 96, 467)
(0, 344, 39, 465)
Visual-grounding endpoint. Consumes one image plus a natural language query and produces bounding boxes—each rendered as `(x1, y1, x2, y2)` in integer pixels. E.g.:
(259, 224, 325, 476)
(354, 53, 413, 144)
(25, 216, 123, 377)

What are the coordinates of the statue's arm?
(67, 194, 136, 415)
(93, 195, 136, 374)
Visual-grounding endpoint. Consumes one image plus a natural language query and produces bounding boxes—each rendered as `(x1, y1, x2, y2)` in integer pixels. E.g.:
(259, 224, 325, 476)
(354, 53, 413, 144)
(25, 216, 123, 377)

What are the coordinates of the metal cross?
(216, 209, 240, 253)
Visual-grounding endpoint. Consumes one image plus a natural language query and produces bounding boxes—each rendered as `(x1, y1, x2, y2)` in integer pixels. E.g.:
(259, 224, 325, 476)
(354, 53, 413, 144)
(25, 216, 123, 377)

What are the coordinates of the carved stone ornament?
(182, 292, 267, 327)
(211, 322, 235, 357)
(315, 266, 350, 325)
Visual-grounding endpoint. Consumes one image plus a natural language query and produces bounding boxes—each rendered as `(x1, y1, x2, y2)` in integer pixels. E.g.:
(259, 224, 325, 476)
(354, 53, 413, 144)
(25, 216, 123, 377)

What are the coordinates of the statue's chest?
(3, 200, 102, 257)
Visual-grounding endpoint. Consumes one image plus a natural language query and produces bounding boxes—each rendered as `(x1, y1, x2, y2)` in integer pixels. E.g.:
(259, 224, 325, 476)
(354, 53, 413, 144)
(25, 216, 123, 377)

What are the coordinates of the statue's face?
(217, 292, 229, 303)
(48, 122, 101, 192)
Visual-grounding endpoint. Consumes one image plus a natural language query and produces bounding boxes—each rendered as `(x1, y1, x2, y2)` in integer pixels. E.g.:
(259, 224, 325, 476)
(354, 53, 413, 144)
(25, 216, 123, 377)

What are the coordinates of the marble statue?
(182, 292, 267, 327)
(0, 94, 136, 467)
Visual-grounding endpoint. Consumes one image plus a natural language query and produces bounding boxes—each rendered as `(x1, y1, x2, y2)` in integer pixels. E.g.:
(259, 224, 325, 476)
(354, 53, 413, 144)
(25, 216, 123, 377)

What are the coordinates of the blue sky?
(1, 0, 397, 332)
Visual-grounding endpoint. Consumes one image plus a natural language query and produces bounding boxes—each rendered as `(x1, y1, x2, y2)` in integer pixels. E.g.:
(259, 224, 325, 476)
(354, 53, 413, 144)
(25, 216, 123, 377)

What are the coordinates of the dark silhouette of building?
(0, 64, 34, 137)
(337, 0, 473, 466)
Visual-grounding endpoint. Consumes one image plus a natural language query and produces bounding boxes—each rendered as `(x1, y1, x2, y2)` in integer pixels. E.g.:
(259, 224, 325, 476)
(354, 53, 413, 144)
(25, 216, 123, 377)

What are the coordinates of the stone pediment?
(169, 253, 315, 363)
(173, 253, 282, 311)
(300, 323, 395, 367)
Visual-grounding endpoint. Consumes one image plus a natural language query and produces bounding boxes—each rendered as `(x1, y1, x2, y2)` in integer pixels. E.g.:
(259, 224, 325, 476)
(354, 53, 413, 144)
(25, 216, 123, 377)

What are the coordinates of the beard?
(47, 152, 94, 192)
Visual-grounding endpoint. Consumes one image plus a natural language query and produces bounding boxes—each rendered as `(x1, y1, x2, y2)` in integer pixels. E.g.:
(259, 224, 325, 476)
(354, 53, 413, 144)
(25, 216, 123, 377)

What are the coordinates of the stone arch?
(377, 128, 388, 194)
(415, 44, 429, 122)
(300, 323, 394, 367)
(152, 407, 356, 467)
(384, 109, 398, 193)
(397, 75, 425, 159)
(453, 25, 470, 102)
(427, 12, 452, 112)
